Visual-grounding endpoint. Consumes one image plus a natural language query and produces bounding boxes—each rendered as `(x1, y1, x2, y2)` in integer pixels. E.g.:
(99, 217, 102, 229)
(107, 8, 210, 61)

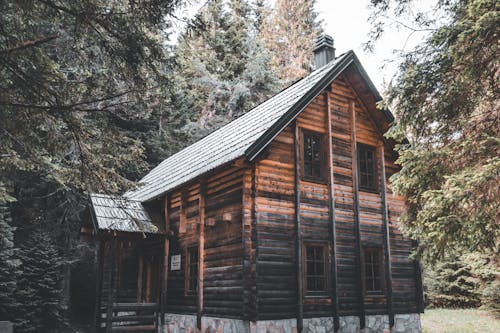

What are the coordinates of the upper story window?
(302, 131, 325, 181)
(363, 247, 384, 293)
(186, 245, 198, 293)
(304, 244, 328, 295)
(357, 143, 377, 192)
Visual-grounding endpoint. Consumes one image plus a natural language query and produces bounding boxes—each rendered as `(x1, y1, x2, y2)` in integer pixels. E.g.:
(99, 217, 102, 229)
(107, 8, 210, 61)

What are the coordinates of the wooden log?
(380, 145, 394, 327)
(137, 256, 143, 303)
(106, 238, 118, 333)
(94, 239, 105, 332)
(327, 92, 340, 332)
(179, 189, 187, 234)
(350, 99, 365, 329)
(160, 193, 170, 325)
(197, 180, 206, 329)
(145, 260, 151, 303)
(413, 240, 425, 313)
(294, 121, 304, 332)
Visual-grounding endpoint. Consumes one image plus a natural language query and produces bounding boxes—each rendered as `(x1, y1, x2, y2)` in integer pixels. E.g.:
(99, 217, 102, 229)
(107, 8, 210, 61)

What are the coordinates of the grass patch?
(421, 308, 499, 333)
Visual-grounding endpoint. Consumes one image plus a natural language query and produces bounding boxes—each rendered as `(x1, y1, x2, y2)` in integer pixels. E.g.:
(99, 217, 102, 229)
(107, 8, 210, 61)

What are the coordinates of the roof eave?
(245, 51, 354, 161)
(245, 51, 394, 162)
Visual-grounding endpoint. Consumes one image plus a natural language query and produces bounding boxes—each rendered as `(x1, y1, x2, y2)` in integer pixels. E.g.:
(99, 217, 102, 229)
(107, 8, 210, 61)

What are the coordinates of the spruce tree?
(171, 0, 281, 141)
(260, 0, 323, 83)
(0, 204, 20, 322)
(15, 228, 67, 333)
(367, 0, 499, 260)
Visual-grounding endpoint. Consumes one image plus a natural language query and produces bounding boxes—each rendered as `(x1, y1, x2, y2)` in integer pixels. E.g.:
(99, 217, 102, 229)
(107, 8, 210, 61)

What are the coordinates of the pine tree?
(15, 228, 67, 333)
(260, 0, 323, 83)
(367, 0, 499, 259)
(0, 204, 20, 322)
(170, 0, 281, 141)
(425, 254, 482, 308)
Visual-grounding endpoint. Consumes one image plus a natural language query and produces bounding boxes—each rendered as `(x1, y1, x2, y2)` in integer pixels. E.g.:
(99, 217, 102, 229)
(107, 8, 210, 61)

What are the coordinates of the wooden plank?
(327, 92, 340, 331)
(350, 99, 365, 329)
(294, 121, 304, 332)
(380, 145, 394, 327)
(197, 180, 206, 329)
(94, 239, 105, 332)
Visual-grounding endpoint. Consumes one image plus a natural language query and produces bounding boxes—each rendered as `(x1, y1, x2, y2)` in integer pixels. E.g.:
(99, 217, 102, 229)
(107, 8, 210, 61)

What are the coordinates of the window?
(186, 246, 198, 293)
(357, 144, 377, 192)
(302, 131, 325, 180)
(363, 247, 384, 293)
(305, 245, 327, 294)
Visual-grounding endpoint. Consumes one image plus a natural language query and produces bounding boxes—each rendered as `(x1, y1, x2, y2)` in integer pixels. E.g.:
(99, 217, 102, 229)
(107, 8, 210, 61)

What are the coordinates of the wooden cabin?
(85, 35, 423, 333)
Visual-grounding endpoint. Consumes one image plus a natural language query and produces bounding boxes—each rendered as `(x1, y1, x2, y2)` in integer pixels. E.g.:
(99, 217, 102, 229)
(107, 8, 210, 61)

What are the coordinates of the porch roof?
(89, 193, 162, 234)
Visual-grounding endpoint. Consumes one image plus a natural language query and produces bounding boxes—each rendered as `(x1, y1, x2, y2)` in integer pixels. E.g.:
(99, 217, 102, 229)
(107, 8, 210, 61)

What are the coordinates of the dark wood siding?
(249, 74, 419, 320)
(165, 166, 244, 318)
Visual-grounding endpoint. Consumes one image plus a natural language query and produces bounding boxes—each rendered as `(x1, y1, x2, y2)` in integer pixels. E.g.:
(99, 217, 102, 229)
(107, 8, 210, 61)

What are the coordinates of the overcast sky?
(316, 0, 430, 92)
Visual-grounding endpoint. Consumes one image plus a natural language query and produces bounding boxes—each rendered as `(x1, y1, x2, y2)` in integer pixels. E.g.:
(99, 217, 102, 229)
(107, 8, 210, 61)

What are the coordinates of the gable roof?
(90, 194, 162, 234)
(126, 51, 392, 202)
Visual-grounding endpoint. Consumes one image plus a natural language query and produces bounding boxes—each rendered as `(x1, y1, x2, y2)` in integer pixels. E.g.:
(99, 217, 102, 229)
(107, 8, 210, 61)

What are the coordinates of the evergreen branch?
(0, 36, 58, 54)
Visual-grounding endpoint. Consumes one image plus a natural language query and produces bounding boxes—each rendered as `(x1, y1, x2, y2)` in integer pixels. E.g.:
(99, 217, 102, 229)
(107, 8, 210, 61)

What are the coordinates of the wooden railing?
(99, 302, 158, 332)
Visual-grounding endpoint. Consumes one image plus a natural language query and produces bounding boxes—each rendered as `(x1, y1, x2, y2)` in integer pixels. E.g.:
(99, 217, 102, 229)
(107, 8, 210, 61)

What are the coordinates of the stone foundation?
(162, 313, 421, 333)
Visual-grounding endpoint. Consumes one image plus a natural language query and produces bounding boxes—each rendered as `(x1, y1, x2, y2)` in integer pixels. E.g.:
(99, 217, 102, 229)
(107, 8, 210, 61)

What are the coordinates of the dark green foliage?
(0, 0, 183, 197)
(481, 280, 500, 315)
(424, 252, 498, 310)
(15, 228, 67, 332)
(0, 204, 20, 321)
(425, 255, 482, 308)
(368, 0, 499, 260)
(171, 0, 282, 140)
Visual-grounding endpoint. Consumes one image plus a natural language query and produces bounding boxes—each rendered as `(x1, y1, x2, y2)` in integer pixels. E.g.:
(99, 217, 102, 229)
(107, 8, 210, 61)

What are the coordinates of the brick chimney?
(313, 34, 335, 68)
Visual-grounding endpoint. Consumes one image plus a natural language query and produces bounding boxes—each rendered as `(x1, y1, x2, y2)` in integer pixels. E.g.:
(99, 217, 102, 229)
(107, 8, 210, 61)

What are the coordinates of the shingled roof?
(125, 51, 389, 202)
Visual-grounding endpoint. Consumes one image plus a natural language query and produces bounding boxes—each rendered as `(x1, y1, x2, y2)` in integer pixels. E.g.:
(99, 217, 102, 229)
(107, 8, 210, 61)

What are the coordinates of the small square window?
(362, 247, 384, 293)
(304, 245, 328, 294)
(357, 144, 378, 192)
(186, 246, 198, 293)
(302, 131, 325, 181)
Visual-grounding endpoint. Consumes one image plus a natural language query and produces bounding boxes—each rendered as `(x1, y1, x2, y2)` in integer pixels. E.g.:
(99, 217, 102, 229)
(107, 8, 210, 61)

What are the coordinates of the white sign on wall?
(170, 254, 181, 271)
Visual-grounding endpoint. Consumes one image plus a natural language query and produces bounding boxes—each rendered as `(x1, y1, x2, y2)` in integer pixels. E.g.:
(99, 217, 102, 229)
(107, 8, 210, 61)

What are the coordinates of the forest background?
(0, 0, 498, 332)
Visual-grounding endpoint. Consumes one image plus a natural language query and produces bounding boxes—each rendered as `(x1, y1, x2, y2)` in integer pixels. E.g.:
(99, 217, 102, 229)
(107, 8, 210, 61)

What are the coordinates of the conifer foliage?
(171, 0, 282, 139)
(260, 0, 323, 83)
(15, 228, 67, 332)
(368, 0, 499, 260)
(0, 204, 19, 322)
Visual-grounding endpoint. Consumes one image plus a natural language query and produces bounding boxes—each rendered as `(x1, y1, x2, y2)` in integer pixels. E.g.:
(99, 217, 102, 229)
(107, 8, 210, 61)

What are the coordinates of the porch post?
(106, 237, 118, 333)
(160, 194, 170, 326)
(94, 238, 105, 332)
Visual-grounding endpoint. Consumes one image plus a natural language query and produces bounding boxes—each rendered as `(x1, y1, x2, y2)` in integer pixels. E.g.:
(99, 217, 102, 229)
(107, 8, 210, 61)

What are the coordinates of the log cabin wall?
(250, 72, 419, 321)
(165, 165, 245, 318)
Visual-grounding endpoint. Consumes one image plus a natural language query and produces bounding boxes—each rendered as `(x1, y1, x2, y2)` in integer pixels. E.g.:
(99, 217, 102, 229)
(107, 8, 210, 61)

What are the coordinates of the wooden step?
(110, 325, 156, 332)
(110, 315, 156, 323)
(112, 303, 158, 311)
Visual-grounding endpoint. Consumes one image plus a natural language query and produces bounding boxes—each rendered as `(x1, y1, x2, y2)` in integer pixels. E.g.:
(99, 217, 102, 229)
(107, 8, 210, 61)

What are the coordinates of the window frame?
(357, 143, 378, 193)
(185, 245, 199, 295)
(300, 129, 327, 183)
(303, 243, 329, 297)
(361, 246, 385, 295)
